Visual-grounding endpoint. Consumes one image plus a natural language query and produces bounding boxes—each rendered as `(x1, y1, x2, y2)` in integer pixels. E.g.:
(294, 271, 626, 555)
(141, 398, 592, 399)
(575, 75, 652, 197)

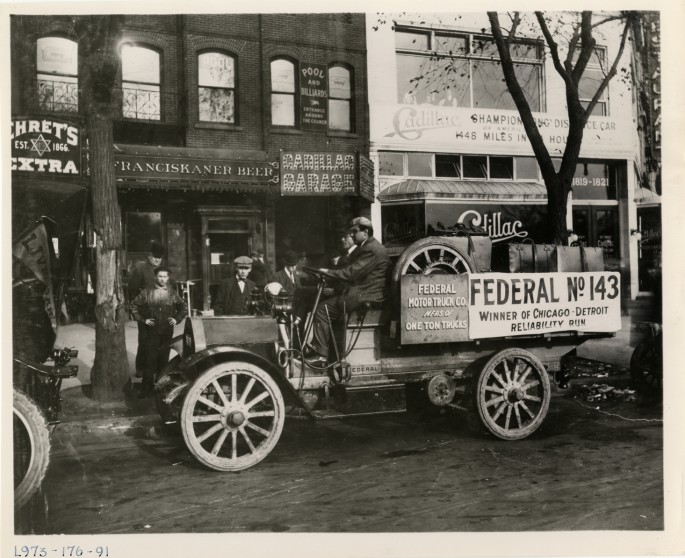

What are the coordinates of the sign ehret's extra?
(401, 272, 621, 344)
(11, 117, 81, 175)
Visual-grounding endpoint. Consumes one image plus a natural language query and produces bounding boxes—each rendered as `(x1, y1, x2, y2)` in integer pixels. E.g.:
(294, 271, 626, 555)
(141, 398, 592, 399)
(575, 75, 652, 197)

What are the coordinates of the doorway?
(198, 207, 265, 311)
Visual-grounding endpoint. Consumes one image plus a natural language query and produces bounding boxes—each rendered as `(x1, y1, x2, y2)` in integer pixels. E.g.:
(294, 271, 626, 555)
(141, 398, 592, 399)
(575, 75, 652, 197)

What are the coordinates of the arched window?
(36, 36, 78, 112)
(328, 65, 352, 131)
(121, 44, 161, 120)
(270, 58, 296, 126)
(198, 51, 236, 123)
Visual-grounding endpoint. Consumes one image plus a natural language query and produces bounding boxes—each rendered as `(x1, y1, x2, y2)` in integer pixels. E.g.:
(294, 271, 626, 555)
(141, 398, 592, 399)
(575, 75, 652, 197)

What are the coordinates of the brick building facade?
(11, 13, 371, 312)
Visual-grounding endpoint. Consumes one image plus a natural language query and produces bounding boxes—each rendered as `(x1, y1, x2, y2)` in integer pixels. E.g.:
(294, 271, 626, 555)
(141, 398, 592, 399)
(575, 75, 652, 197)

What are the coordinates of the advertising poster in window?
(300, 62, 328, 130)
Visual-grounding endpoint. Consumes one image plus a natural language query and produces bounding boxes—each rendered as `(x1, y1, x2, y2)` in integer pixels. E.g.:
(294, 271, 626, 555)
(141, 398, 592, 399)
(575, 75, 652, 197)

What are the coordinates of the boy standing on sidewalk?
(130, 267, 187, 398)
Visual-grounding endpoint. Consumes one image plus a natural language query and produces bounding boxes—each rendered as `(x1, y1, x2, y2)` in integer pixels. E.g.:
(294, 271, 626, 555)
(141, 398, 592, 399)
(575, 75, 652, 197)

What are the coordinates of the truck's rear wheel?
(14, 390, 50, 508)
(181, 362, 285, 471)
(475, 349, 550, 440)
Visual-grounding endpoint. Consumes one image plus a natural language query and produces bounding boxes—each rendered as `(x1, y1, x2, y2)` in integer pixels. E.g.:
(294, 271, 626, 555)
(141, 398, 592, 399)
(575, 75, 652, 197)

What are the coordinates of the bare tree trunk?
(87, 110, 130, 401)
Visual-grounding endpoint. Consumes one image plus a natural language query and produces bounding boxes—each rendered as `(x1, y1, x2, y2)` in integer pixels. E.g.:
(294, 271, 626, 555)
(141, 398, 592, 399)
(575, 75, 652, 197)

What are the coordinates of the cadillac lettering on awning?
(11, 117, 81, 175)
(281, 151, 360, 196)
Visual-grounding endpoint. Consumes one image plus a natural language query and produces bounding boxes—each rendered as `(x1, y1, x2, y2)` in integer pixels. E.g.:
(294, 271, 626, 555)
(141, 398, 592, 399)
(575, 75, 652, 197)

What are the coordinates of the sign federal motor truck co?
(401, 272, 621, 344)
(11, 117, 81, 175)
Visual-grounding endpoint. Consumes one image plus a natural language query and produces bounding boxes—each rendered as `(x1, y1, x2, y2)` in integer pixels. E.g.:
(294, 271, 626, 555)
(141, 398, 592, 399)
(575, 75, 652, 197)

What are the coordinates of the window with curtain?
(198, 51, 236, 123)
(121, 44, 161, 120)
(395, 28, 543, 111)
(37, 36, 78, 112)
(328, 65, 352, 131)
(271, 58, 296, 126)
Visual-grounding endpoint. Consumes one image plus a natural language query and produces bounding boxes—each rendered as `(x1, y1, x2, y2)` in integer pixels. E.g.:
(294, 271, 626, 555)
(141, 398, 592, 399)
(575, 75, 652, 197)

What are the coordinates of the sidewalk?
(50, 302, 653, 433)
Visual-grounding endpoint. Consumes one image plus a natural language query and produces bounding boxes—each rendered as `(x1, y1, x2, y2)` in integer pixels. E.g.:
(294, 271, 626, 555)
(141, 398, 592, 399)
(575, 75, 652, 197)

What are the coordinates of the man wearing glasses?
(303, 217, 389, 363)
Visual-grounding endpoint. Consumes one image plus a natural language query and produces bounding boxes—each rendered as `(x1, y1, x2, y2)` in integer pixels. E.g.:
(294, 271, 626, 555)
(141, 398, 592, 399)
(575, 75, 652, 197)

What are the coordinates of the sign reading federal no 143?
(468, 272, 621, 339)
(400, 272, 621, 344)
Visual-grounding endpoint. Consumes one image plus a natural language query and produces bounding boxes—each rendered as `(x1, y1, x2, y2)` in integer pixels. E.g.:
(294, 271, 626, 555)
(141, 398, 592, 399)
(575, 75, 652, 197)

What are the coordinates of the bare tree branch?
(570, 13, 597, 85)
(583, 15, 632, 119)
(535, 12, 570, 82)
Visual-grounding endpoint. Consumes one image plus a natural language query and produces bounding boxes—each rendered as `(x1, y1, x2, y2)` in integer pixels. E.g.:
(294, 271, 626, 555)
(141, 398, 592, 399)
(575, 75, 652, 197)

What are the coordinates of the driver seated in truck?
(303, 217, 389, 363)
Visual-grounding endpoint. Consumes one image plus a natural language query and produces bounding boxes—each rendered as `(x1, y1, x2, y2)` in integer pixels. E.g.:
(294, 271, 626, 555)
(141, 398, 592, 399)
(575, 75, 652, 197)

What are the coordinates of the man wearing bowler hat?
(303, 217, 389, 363)
(214, 256, 256, 315)
(274, 250, 301, 297)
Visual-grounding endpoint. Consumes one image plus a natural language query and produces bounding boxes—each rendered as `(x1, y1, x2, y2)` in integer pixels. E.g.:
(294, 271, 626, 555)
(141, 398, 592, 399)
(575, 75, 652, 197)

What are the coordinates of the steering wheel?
(301, 266, 349, 282)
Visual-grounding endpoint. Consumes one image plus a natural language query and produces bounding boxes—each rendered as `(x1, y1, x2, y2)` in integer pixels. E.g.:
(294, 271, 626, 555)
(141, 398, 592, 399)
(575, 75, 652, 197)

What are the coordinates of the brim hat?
(234, 255, 253, 267)
(349, 216, 372, 230)
(283, 250, 299, 266)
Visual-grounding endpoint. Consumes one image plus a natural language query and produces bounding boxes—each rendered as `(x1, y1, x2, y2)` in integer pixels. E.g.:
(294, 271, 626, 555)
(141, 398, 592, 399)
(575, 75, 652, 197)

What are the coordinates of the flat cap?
(350, 216, 372, 229)
(234, 256, 253, 266)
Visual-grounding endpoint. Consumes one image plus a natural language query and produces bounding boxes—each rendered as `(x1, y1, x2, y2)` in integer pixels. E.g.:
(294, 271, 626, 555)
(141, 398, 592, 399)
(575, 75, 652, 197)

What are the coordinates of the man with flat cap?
(304, 216, 389, 362)
(214, 256, 256, 315)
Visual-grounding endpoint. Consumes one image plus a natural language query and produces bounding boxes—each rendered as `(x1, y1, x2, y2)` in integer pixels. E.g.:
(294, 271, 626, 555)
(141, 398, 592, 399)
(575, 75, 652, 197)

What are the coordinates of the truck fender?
(176, 346, 314, 418)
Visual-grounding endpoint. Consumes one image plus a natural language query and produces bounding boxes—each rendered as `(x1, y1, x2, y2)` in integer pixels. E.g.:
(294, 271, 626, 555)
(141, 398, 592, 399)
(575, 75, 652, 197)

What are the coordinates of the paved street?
(20, 395, 662, 534)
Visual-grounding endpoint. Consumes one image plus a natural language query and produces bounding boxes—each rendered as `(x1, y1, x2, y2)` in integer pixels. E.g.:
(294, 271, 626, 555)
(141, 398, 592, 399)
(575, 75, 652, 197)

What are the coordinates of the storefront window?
(36, 36, 78, 113)
(122, 44, 161, 120)
(572, 209, 589, 246)
(489, 156, 514, 179)
(463, 155, 487, 179)
(328, 65, 352, 131)
(125, 212, 163, 264)
(198, 51, 235, 124)
(436, 154, 461, 178)
(407, 152, 433, 177)
(271, 58, 296, 126)
(396, 28, 543, 110)
(379, 152, 404, 176)
(596, 209, 618, 258)
(515, 157, 539, 180)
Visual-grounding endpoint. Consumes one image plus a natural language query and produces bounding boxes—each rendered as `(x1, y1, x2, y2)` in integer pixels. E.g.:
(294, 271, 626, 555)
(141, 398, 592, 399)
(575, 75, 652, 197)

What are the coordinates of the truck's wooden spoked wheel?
(181, 362, 285, 471)
(476, 349, 551, 440)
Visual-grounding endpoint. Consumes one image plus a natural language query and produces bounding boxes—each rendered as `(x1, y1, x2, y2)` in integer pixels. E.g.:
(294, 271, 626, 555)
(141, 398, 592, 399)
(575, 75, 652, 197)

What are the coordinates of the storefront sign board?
(11, 117, 81, 175)
(371, 103, 632, 157)
(300, 62, 328, 130)
(114, 154, 280, 184)
(358, 154, 375, 202)
(400, 271, 621, 344)
(280, 151, 358, 196)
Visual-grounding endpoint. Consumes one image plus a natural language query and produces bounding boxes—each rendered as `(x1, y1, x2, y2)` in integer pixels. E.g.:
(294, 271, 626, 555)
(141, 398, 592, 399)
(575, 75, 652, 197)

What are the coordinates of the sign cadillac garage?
(11, 117, 81, 175)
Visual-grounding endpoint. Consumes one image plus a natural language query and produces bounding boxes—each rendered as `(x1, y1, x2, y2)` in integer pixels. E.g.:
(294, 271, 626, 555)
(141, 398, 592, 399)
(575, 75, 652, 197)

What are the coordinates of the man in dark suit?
(214, 256, 256, 315)
(305, 217, 389, 362)
(274, 250, 301, 297)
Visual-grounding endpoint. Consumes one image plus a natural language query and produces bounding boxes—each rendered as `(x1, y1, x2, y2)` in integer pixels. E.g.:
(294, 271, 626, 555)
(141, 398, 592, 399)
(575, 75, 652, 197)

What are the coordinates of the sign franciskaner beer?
(11, 117, 81, 175)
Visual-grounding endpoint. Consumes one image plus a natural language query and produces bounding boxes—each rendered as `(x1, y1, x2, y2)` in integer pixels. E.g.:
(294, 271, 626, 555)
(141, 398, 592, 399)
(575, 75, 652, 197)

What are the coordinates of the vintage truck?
(154, 233, 621, 472)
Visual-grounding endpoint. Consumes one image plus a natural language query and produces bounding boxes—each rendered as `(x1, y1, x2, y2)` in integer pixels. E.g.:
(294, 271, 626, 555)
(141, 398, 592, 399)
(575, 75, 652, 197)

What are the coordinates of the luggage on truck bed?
(556, 245, 604, 272)
(491, 239, 557, 273)
(492, 241, 605, 273)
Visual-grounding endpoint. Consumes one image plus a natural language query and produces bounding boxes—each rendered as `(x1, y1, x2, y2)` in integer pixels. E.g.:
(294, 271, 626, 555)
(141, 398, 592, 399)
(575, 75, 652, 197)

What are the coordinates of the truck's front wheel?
(180, 361, 285, 471)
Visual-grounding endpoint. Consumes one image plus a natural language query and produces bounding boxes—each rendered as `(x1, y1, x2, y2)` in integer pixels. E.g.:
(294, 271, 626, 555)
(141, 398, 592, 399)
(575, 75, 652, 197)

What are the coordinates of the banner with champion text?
(468, 272, 621, 339)
(400, 272, 621, 344)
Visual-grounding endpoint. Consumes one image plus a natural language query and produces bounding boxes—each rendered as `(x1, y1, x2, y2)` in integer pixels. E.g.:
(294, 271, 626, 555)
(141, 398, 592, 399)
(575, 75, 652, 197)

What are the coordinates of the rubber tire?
(475, 348, 551, 440)
(181, 361, 285, 472)
(14, 390, 50, 509)
(391, 236, 475, 290)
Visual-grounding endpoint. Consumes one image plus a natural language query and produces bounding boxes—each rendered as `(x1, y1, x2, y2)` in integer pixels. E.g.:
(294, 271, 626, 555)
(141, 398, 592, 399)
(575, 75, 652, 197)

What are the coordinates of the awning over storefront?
(114, 144, 280, 194)
(634, 186, 661, 207)
(378, 179, 547, 202)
